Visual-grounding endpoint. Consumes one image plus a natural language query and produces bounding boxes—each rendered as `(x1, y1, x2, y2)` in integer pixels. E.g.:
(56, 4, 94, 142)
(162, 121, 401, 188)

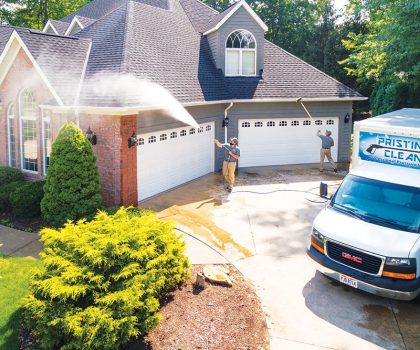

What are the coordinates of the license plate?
(339, 274, 358, 288)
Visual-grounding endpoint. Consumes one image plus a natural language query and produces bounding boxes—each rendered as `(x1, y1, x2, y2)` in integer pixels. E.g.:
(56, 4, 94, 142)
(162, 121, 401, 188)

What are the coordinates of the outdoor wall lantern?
(344, 113, 351, 123)
(222, 116, 229, 128)
(128, 133, 139, 148)
(85, 126, 97, 145)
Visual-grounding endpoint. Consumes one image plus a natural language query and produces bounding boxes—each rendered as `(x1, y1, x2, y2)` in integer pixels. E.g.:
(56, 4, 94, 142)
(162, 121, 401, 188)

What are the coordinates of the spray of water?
(79, 73, 199, 128)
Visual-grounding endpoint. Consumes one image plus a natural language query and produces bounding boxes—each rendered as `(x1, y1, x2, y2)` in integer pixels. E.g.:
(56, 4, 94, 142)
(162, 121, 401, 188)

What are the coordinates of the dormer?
(64, 16, 96, 36)
(203, 0, 268, 77)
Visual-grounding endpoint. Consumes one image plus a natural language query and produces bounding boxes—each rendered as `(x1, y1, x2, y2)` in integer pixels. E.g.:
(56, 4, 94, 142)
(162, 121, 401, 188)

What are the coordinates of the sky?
(334, 0, 349, 12)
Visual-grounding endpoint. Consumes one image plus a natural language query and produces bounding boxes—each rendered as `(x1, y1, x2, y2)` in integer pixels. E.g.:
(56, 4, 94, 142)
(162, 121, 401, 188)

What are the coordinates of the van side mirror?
(320, 182, 329, 198)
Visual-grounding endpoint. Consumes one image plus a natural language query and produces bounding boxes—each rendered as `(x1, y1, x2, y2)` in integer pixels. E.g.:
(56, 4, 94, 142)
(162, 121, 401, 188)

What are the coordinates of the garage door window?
(171, 132, 177, 139)
(206, 125, 212, 131)
(180, 130, 186, 136)
(267, 121, 275, 127)
(315, 120, 323, 125)
(189, 128, 195, 135)
(160, 134, 167, 141)
(242, 122, 250, 127)
(303, 120, 311, 126)
(255, 121, 263, 127)
(280, 121, 287, 126)
(327, 120, 334, 125)
(148, 136, 156, 143)
(198, 127, 203, 133)
(291, 121, 299, 126)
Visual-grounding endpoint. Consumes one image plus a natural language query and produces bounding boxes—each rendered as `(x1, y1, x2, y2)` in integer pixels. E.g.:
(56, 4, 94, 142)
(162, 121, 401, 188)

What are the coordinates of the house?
(0, 0, 366, 206)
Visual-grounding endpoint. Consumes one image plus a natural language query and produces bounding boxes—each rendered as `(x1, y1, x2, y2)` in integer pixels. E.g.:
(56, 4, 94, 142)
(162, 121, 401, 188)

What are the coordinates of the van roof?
(355, 108, 420, 133)
(350, 162, 420, 188)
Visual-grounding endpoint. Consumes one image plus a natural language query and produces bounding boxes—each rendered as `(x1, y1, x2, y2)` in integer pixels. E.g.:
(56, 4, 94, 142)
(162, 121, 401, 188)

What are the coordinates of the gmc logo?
(342, 252, 363, 264)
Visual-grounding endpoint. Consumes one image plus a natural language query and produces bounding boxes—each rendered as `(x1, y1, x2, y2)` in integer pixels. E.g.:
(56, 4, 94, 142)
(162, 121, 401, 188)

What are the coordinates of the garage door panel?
(137, 123, 214, 200)
(238, 118, 339, 167)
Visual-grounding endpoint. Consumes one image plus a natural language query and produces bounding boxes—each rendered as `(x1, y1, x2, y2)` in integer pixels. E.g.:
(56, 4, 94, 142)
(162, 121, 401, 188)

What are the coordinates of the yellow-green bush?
(24, 208, 190, 350)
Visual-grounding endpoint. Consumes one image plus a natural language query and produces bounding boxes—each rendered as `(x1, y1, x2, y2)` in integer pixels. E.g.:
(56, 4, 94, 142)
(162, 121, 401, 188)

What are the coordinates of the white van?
(307, 108, 420, 300)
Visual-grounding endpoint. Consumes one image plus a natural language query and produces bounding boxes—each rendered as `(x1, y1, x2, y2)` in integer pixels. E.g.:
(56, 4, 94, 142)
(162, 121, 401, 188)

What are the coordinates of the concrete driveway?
(142, 165, 420, 350)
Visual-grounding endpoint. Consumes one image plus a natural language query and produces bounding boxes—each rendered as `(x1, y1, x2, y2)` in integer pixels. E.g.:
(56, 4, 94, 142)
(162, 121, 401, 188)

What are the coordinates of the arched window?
(20, 90, 38, 172)
(225, 30, 256, 76)
(7, 104, 16, 167)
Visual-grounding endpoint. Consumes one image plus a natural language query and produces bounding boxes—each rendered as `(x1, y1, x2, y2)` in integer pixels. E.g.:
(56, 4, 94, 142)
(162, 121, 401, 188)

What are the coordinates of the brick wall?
(79, 114, 138, 207)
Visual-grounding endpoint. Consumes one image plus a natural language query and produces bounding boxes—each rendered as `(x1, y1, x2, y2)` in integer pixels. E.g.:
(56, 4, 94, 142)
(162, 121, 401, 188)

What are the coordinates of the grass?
(0, 254, 42, 350)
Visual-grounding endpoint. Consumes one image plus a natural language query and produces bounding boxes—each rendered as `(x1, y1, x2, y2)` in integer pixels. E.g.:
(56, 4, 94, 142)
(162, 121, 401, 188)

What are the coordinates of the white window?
(242, 122, 251, 128)
(189, 128, 195, 135)
(315, 120, 323, 125)
(160, 134, 167, 141)
(267, 121, 275, 127)
(148, 136, 156, 143)
(180, 130, 186, 136)
(303, 120, 311, 126)
(291, 121, 299, 126)
(170, 132, 177, 139)
(7, 104, 16, 167)
(138, 138, 144, 145)
(206, 125, 212, 131)
(20, 90, 38, 172)
(226, 30, 256, 76)
(255, 121, 263, 127)
(198, 127, 204, 133)
(279, 121, 287, 126)
(326, 120, 334, 125)
(42, 113, 51, 175)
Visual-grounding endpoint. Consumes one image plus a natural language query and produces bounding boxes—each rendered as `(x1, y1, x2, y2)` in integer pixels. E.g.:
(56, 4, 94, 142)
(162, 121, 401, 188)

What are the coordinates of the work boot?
(333, 168, 338, 173)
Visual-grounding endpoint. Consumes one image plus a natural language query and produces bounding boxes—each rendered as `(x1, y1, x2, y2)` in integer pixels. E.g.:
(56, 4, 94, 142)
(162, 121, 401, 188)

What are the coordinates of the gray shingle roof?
(48, 20, 70, 35)
(0, 0, 362, 107)
(15, 29, 91, 105)
(201, 1, 240, 34)
(75, 16, 97, 29)
(0, 26, 13, 53)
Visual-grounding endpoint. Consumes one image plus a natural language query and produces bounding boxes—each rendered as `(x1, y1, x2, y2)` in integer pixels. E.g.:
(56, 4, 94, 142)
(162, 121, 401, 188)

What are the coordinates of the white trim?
(7, 104, 15, 167)
(41, 108, 51, 175)
(64, 17, 84, 36)
(204, 0, 268, 36)
(42, 21, 58, 35)
(0, 31, 64, 106)
(40, 96, 367, 114)
(73, 41, 92, 106)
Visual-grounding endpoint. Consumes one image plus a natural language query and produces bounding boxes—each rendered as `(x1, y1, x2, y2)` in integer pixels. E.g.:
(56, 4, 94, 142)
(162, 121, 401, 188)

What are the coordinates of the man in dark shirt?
(214, 137, 241, 192)
(317, 130, 337, 173)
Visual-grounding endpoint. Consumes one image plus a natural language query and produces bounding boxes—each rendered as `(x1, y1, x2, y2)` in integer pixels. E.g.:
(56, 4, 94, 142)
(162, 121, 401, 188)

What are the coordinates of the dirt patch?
(0, 212, 45, 233)
(127, 264, 270, 350)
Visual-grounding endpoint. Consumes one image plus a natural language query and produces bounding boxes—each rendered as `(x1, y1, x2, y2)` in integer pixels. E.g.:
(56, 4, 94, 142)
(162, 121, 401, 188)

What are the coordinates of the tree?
(41, 122, 102, 227)
(1, 0, 90, 29)
(341, 0, 420, 115)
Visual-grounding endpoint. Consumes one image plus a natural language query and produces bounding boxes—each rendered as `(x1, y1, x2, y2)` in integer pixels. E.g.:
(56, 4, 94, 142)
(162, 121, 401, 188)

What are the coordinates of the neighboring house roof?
(0, 0, 363, 109)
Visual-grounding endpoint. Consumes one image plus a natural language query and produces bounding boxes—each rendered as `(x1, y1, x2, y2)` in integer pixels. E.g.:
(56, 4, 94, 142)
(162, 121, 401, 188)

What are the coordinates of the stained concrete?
(142, 164, 420, 350)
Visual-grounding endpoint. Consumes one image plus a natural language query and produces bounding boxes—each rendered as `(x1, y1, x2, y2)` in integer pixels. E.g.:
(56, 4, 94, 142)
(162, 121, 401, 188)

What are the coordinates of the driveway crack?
(389, 300, 408, 350)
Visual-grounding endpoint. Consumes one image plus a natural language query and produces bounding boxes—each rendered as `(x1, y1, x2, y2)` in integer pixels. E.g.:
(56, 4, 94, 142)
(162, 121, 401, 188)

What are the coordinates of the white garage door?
(238, 117, 339, 167)
(137, 123, 215, 200)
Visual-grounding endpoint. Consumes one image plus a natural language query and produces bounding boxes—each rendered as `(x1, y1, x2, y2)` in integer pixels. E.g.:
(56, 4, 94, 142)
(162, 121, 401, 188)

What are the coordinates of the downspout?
(224, 101, 233, 143)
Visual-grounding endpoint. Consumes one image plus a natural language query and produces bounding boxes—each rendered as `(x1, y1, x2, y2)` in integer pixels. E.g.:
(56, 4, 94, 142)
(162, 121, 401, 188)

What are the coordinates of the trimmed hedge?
(0, 166, 23, 187)
(0, 181, 26, 212)
(10, 181, 45, 218)
(24, 208, 190, 350)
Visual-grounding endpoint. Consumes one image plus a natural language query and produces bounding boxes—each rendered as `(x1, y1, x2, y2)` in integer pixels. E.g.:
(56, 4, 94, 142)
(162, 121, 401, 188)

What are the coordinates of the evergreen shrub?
(0, 166, 23, 186)
(41, 122, 102, 227)
(24, 208, 190, 350)
(10, 181, 45, 218)
(0, 181, 25, 212)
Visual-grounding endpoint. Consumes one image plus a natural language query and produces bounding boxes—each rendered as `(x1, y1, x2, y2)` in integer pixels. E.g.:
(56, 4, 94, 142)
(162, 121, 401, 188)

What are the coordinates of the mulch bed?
(127, 264, 270, 350)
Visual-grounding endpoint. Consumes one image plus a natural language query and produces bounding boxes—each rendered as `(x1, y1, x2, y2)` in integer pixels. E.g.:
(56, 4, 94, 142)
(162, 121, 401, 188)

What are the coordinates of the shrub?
(0, 166, 23, 187)
(41, 122, 102, 227)
(10, 181, 45, 218)
(24, 208, 190, 350)
(0, 181, 26, 212)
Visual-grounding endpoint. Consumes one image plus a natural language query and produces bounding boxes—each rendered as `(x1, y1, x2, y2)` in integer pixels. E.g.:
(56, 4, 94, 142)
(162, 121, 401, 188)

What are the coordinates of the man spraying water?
(214, 137, 241, 192)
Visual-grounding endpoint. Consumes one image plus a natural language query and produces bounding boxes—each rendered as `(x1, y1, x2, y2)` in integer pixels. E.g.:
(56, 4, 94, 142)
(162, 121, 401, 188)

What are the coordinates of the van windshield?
(330, 175, 420, 233)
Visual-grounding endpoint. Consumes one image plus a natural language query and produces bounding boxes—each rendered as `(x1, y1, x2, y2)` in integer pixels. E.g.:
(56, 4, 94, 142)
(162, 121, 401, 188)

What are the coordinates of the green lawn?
(0, 254, 42, 350)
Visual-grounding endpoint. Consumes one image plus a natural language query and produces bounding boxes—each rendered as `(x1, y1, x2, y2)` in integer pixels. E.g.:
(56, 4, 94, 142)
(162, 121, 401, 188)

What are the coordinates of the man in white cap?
(214, 137, 241, 192)
(317, 129, 337, 173)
